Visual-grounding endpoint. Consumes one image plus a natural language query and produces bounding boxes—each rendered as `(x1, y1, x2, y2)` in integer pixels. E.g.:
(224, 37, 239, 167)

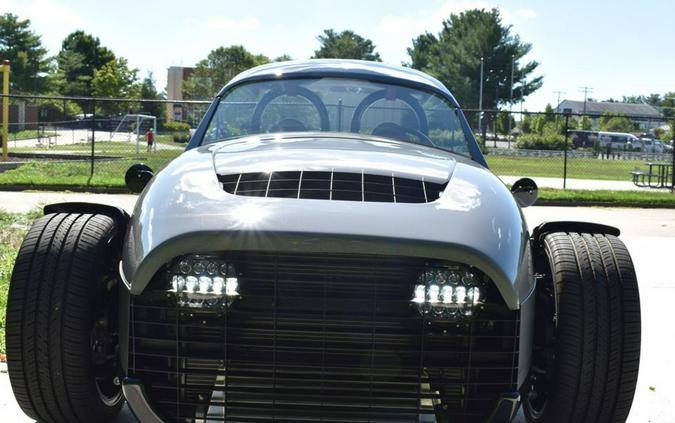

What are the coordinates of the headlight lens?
(166, 255, 240, 307)
(412, 267, 485, 318)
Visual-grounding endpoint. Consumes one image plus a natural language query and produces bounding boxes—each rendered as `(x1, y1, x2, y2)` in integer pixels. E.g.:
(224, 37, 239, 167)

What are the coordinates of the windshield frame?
(189, 74, 486, 166)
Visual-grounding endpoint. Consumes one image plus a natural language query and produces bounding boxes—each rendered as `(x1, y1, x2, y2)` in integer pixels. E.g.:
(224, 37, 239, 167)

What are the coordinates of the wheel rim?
(90, 273, 123, 406)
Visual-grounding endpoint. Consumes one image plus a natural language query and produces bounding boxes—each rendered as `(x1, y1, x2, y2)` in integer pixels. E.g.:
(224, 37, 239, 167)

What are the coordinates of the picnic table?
(631, 162, 673, 188)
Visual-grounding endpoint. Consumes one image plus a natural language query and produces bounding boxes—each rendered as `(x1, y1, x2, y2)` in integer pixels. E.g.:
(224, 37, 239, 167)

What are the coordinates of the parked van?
(597, 131, 639, 151)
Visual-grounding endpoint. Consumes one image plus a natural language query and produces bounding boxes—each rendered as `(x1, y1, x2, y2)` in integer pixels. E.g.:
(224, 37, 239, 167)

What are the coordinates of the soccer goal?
(111, 113, 157, 155)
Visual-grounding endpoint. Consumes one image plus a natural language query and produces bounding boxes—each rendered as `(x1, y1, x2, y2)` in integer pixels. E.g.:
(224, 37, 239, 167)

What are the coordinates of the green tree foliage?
(184, 45, 270, 99)
(407, 8, 542, 109)
(56, 31, 115, 97)
(91, 58, 139, 114)
(139, 72, 165, 120)
(580, 115, 593, 130)
(495, 111, 515, 135)
(598, 112, 635, 133)
(519, 111, 535, 134)
(312, 29, 382, 61)
(0, 13, 51, 93)
(274, 54, 293, 62)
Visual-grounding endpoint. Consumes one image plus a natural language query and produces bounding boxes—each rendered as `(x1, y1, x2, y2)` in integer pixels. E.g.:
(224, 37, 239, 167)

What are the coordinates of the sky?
(2, 0, 674, 111)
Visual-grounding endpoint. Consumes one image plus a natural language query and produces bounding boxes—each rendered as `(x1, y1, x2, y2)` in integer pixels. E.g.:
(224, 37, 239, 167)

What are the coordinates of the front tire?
(6, 213, 124, 423)
(523, 232, 641, 423)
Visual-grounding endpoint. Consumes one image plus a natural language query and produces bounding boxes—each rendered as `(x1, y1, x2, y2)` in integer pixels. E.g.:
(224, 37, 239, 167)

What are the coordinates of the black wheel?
(6, 213, 124, 423)
(523, 232, 641, 423)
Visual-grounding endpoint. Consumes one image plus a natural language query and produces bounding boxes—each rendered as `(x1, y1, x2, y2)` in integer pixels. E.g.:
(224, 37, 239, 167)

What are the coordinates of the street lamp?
(478, 57, 484, 134)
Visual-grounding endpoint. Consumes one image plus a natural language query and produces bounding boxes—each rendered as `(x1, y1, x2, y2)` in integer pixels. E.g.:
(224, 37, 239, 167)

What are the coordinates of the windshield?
(201, 77, 472, 156)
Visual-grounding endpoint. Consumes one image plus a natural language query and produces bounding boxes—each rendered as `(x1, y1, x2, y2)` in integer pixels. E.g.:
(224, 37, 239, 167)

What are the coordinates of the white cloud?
(204, 15, 261, 31)
(2, 0, 84, 26)
(1, 0, 86, 53)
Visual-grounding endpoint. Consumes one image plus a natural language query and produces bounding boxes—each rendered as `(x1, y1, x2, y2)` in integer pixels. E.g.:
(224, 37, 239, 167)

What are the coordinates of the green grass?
(1, 142, 182, 187)
(8, 129, 41, 141)
(0, 209, 41, 356)
(538, 188, 675, 206)
(487, 155, 652, 182)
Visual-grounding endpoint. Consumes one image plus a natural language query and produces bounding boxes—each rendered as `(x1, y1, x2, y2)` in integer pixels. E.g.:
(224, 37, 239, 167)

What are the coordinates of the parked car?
(634, 138, 672, 153)
(6, 60, 641, 423)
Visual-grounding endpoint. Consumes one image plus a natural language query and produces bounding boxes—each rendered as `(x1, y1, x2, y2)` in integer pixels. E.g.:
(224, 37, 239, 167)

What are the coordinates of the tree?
(0, 13, 51, 93)
(56, 31, 115, 97)
(274, 54, 293, 62)
(580, 115, 593, 130)
(138, 72, 165, 120)
(598, 112, 635, 133)
(184, 45, 269, 99)
(91, 58, 139, 114)
(407, 8, 542, 110)
(495, 111, 515, 135)
(312, 29, 381, 61)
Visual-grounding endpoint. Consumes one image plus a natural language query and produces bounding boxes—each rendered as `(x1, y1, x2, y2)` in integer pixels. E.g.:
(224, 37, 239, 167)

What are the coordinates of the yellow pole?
(1, 60, 9, 162)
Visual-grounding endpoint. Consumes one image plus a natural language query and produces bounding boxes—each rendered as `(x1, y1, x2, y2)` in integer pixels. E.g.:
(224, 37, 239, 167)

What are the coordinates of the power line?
(578, 86, 594, 113)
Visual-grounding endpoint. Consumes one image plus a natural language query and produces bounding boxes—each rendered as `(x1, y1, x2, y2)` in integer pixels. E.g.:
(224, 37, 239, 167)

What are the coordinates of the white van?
(597, 131, 639, 150)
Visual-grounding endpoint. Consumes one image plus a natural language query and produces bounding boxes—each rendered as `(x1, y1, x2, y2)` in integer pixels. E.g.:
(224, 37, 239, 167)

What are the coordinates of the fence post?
(1, 60, 9, 162)
(91, 99, 96, 178)
(671, 123, 674, 193)
(563, 111, 570, 189)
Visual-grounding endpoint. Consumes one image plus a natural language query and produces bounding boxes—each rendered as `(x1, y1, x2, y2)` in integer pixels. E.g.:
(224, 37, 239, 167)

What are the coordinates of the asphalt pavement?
(0, 192, 673, 422)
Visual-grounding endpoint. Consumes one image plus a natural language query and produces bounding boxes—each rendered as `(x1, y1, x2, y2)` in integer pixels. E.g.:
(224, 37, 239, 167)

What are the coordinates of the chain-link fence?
(0, 94, 210, 188)
(463, 108, 674, 190)
(0, 93, 673, 191)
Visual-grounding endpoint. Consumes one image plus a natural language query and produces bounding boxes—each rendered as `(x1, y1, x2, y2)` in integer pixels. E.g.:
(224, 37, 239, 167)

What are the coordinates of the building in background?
(556, 100, 664, 130)
(166, 66, 194, 122)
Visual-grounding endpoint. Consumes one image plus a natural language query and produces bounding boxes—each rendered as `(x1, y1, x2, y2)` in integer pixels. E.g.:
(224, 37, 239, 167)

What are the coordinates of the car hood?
(212, 133, 454, 183)
(120, 134, 532, 310)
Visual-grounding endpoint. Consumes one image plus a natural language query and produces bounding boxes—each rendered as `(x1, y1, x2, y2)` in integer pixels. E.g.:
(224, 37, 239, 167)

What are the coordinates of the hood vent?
(217, 171, 446, 203)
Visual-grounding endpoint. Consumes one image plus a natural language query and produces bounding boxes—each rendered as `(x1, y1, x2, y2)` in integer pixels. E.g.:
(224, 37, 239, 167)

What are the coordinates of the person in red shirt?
(146, 128, 155, 152)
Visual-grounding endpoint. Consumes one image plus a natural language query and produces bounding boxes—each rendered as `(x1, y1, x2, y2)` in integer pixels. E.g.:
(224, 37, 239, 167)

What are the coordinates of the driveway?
(0, 192, 673, 422)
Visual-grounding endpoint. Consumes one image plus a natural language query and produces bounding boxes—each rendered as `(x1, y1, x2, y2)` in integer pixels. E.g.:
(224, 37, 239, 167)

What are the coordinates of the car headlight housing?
(411, 267, 485, 318)
(166, 255, 240, 308)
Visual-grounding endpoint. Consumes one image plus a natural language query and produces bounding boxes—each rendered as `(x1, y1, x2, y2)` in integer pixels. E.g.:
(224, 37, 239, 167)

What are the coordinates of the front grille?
(129, 253, 519, 423)
(217, 171, 447, 203)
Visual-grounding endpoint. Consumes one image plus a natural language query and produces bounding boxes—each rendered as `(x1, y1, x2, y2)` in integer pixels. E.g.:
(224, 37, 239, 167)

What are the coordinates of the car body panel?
(120, 134, 533, 310)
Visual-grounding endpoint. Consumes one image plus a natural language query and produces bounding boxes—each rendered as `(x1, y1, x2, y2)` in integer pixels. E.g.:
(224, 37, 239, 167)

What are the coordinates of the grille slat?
(130, 253, 519, 422)
(218, 171, 446, 203)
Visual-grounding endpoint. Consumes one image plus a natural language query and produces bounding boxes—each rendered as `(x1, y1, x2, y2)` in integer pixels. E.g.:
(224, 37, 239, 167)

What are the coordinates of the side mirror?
(511, 177, 538, 208)
(125, 163, 154, 193)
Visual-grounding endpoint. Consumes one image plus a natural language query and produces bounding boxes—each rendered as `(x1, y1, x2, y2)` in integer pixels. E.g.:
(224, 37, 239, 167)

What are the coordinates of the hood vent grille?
(217, 171, 446, 203)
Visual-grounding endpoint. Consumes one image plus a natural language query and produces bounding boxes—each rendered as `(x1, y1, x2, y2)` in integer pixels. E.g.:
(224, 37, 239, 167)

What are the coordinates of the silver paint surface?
(121, 133, 532, 310)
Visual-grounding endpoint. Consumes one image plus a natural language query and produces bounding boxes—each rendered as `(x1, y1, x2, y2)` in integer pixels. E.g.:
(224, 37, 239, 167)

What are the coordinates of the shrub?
(515, 133, 566, 150)
(163, 121, 191, 132)
(172, 133, 191, 143)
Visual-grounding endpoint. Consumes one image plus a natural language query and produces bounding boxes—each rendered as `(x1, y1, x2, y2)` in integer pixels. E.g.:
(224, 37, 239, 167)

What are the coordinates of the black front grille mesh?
(129, 253, 519, 423)
(217, 171, 447, 203)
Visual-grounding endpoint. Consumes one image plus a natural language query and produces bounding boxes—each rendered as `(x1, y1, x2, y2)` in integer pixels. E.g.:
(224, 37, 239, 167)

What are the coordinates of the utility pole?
(578, 86, 594, 113)
(553, 91, 566, 110)
(478, 57, 484, 134)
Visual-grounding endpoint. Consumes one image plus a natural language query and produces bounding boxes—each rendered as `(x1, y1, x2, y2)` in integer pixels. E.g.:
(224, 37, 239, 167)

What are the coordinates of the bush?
(163, 121, 191, 132)
(172, 133, 191, 143)
(515, 133, 566, 150)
